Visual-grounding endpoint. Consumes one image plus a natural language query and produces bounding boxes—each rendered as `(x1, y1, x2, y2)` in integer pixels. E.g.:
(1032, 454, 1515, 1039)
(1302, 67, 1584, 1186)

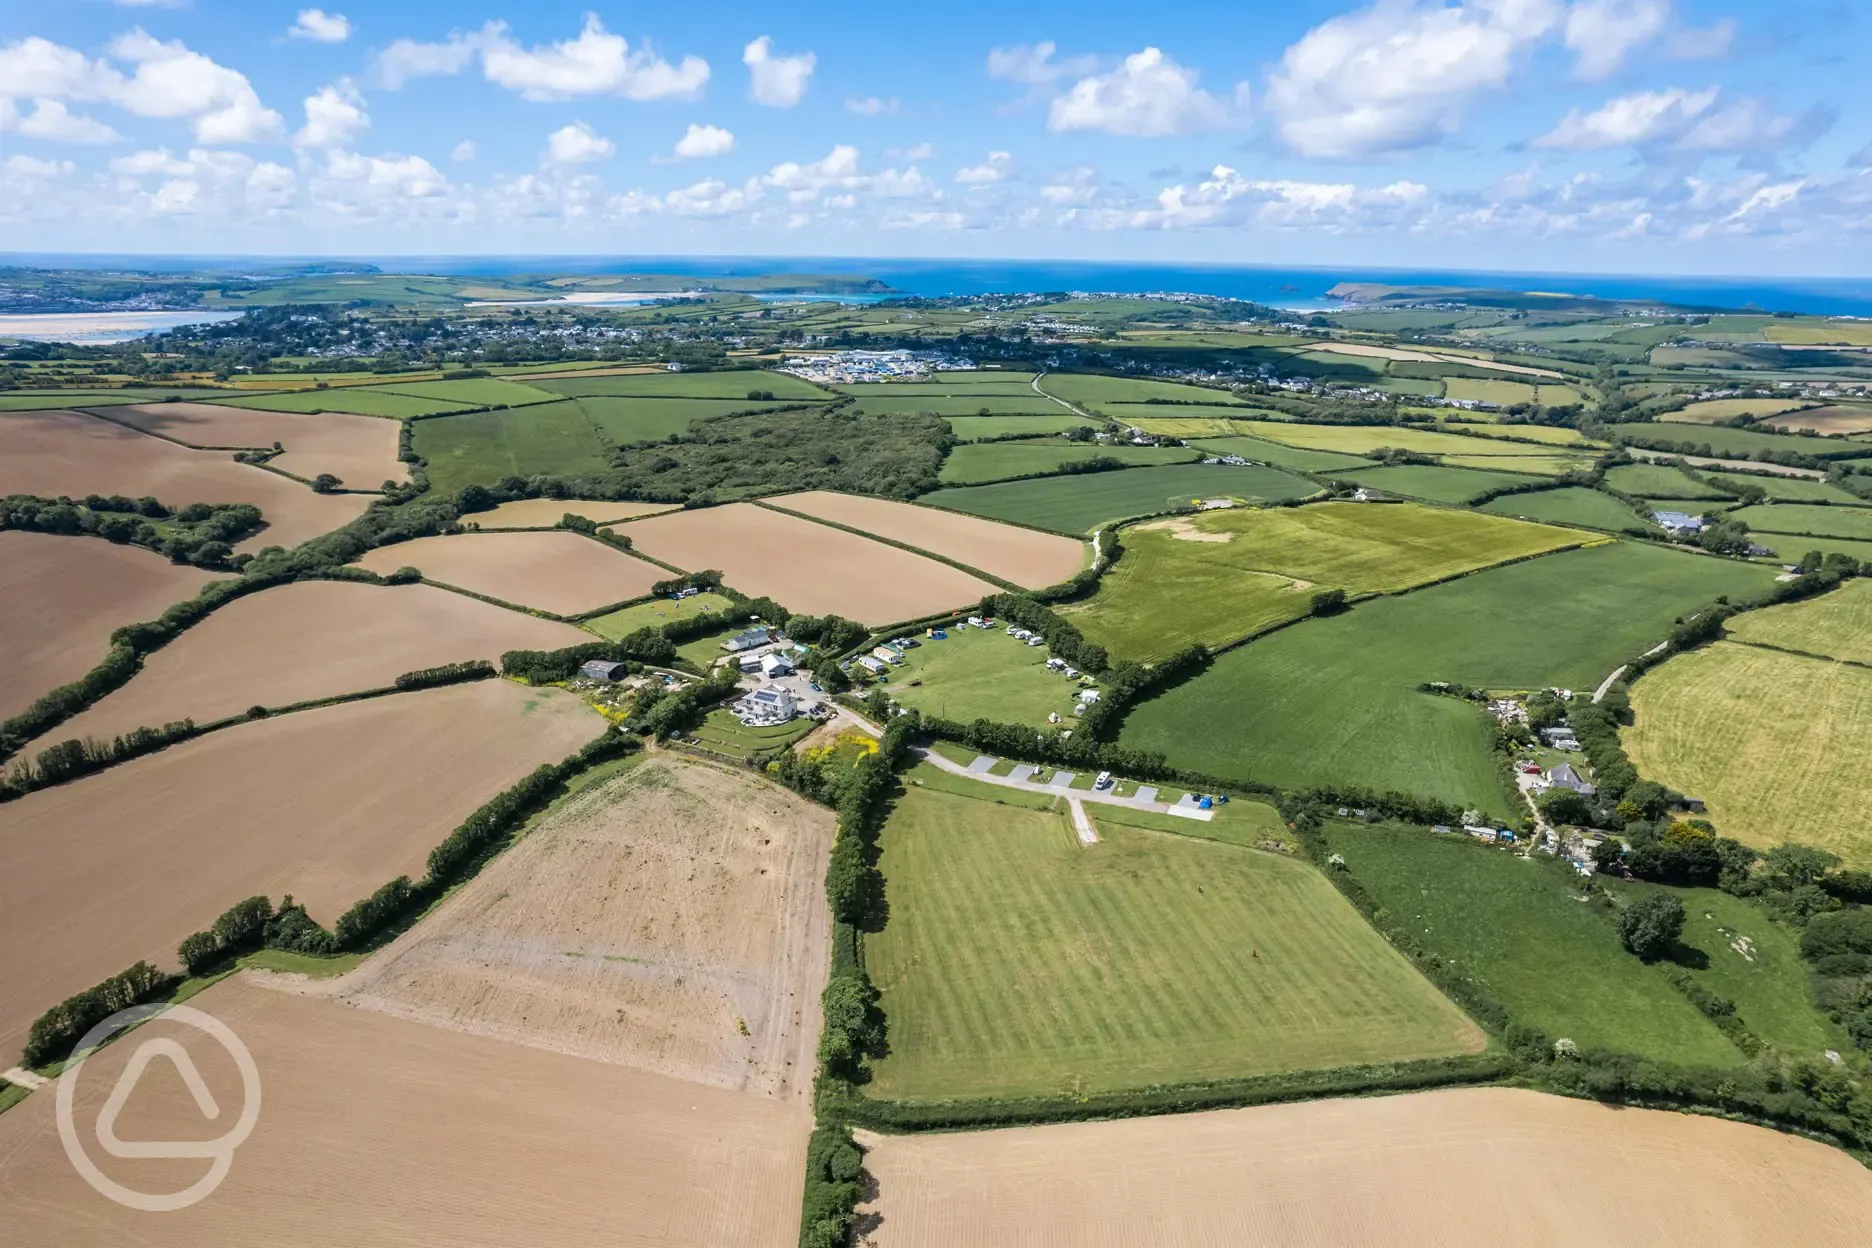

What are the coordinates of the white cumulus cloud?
(956, 150, 1014, 184)
(1563, 0, 1670, 80)
(295, 80, 369, 149)
(1048, 48, 1240, 137)
(0, 99, 122, 144)
(377, 18, 707, 101)
(289, 9, 352, 44)
(545, 120, 614, 165)
(1154, 165, 1431, 230)
(451, 139, 477, 162)
(673, 123, 735, 159)
(1534, 87, 1829, 155)
(986, 41, 1098, 86)
(744, 36, 814, 107)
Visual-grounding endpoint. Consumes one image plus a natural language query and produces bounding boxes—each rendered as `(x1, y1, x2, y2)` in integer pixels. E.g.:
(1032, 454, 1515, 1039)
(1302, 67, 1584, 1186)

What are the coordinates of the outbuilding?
(580, 660, 629, 682)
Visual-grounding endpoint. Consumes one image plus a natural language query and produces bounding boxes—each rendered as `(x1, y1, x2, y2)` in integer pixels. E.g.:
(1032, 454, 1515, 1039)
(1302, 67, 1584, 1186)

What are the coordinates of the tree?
(1764, 843, 1840, 890)
(310, 473, 343, 493)
(1537, 786, 1594, 826)
(1591, 838, 1626, 873)
(1617, 892, 1685, 961)
(1310, 588, 1348, 616)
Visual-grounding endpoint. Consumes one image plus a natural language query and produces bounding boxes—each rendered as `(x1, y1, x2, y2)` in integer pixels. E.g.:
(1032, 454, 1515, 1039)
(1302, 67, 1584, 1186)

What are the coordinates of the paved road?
(915, 745, 1213, 823)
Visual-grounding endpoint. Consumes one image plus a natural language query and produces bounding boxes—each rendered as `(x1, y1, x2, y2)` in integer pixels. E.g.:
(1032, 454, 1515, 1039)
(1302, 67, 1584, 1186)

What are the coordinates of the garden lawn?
(1119, 542, 1778, 818)
(1321, 824, 1743, 1067)
(865, 786, 1484, 1101)
(1335, 463, 1542, 504)
(409, 401, 611, 493)
(1066, 501, 1587, 662)
(919, 463, 1316, 534)
(582, 591, 737, 641)
(1727, 503, 1872, 541)
(937, 442, 1197, 485)
(877, 626, 1091, 726)
(1481, 486, 1655, 532)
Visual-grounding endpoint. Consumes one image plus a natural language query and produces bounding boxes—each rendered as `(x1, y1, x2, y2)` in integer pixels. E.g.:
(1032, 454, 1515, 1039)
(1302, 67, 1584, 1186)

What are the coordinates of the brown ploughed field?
(54, 579, 585, 743)
(0, 681, 597, 1060)
(0, 977, 809, 1247)
(619, 502, 998, 624)
(354, 530, 666, 616)
(766, 490, 1087, 588)
(471, 497, 677, 528)
(855, 1086, 1872, 1247)
(0, 409, 368, 550)
(100, 403, 407, 488)
(320, 756, 833, 1100)
(0, 531, 224, 720)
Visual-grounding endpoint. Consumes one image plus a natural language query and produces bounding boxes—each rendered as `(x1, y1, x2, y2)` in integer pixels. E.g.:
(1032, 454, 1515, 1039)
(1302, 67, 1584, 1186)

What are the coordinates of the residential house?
(1545, 763, 1597, 797)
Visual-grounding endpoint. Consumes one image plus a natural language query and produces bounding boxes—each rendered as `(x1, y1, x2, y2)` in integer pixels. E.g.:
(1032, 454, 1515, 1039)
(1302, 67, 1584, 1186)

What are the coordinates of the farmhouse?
(1545, 763, 1597, 797)
(1653, 510, 1705, 535)
(732, 684, 797, 726)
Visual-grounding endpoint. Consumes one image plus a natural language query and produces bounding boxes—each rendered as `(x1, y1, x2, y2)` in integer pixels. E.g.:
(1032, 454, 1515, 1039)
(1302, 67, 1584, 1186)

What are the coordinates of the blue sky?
(1, 1, 1868, 273)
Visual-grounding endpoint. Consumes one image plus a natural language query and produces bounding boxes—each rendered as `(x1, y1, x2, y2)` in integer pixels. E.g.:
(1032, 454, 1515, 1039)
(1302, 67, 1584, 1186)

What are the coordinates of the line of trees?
(2, 493, 263, 568)
(1, 718, 197, 799)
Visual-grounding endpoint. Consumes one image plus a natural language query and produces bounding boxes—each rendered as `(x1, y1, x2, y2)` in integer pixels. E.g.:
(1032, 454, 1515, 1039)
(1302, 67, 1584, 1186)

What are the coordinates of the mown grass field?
(1335, 463, 1541, 504)
(1066, 501, 1586, 661)
(946, 413, 1096, 441)
(1625, 640, 1872, 865)
(582, 591, 737, 640)
(0, 388, 222, 410)
(937, 441, 1197, 485)
(864, 786, 1484, 1101)
(1728, 503, 1872, 540)
(1747, 534, 1872, 564)
(1440, 452, 1593, 476)
(1728, 578, 1872, 664)
(1233, 420, 1563, 459)
(1186, 434, 1375, 472)
(1443, 377, 1538, 406)
(534, 368, 827, 400)
(919, 463, 1317, 534)
(1037, 373, 1242, 408)
(1603, 462, 1735, 499)
(410, 401, 612, 493)
(215, 389, 467, 418)
(1480, 485, 1653, 531)
(875, 625, 1091, 726)
(1662, 398, 1811, 424)
(1321, 824, 1743, 1066)
(1629, 421, 1872, 460)
(1698, 471, 1862, 503)
(372, 377, 560, 407)
(1119, 542, 1778, 818)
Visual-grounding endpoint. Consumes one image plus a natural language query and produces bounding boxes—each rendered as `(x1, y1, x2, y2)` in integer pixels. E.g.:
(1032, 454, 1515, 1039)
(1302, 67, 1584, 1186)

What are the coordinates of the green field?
(1440, 452, 1593, 477)
(1037, 373, 1243, 409)
(0, 388, 224, 410)
(937, 441, 1198, 485)
(874, 626, 1092, 726)
(1233, 420, 1562, 459)
(946, 414, 1097, 441)
(1481, 486, 1653, 531)
(1663, 398, 1810, 424)
(1321, 824, 1743, 1066)
(1696, 471, 1862, 503)
(1335, 463, 1541, 504)
(575, 395, 802, 443)
(1624, 421, 1872, 461)
(864, 786, 1484, 1100)
(1119, 542, 1779, 818)
(1067, 502, 1587, 662)
(410, 400, 612, 493)
(215, 388, 464, 418)
(1186, 434, 1375, 473)
(920, 463, 1317, 534)
(1744, 534, 1872, 564)
(1602, 462, 1735, 499)
(1625, 641, 1872, 865)
(685, 707, 815, 760)
(1729, 578, 1872, 664)
(534, 369, 828, 400)
(372, 377, 561, 407)
(853, 394, 1065, 417)
(838, 372, 1037, 394)
(582, 591, 736, 640)
(1727, 503, 1872, 540)
(1443, 377, 1539, 406)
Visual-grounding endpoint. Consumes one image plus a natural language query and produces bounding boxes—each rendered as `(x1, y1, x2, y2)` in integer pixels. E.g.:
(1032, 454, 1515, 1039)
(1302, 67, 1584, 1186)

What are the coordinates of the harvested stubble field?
(355, 530, 666, 616)
(0, 531, 224, 721)
(319, 756, 832, 1099)
(919, 462, 1316, 535)
(466, 496, 677, 528)
(1766, 404, 1872, 435)
(0, 681, 597, 1058)
(0, 408, 369, 550)
(618, 503, 998, 624)
(1728, 577, 1872, 665)
(1665, 397, 1813, 424)
(101, 402, 406, 487)
(1121, 543, 1777, 820)
(1066, 501, 1585, 661)
(55, 580, 585, 743)
(852, 1086, 1872, 1248)
(765, 490, 1086, 588)
(864, 786, 1482, 1101)
(0, 977, 810, 1248)
(1625, 640, 1872, 865)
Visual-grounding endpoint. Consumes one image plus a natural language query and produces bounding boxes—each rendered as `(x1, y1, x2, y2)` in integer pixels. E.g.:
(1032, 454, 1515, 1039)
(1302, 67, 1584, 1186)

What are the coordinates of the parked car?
(1094, 771, 1113, 791)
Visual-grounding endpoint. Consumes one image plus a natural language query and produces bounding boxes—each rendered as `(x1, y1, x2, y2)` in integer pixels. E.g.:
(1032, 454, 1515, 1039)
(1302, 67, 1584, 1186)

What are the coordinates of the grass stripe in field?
(918, 462, 1316, 534)
(864, 785, 1483, 1101)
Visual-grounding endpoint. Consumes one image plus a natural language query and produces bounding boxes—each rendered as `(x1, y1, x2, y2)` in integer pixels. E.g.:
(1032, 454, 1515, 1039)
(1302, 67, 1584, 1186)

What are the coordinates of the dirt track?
(0, 681, 598, 1060)
(0, 531, 224, 720)
(315, 755, 834, 1100)
(620, 502, 998, 624)
(855, 1086, 1872, 1247)
(103, 403, 407, 489)
(355, 531, 666, 616)
(767, 491, 1086, 588)
(0, 977, 809, 1247)
(0, 408, 369, 550)
(55, 579, 586, 743)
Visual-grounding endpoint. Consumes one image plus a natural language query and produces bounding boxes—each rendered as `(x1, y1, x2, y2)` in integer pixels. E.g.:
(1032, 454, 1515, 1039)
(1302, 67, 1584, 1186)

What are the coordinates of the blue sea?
(10, 252, 1872, 316)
